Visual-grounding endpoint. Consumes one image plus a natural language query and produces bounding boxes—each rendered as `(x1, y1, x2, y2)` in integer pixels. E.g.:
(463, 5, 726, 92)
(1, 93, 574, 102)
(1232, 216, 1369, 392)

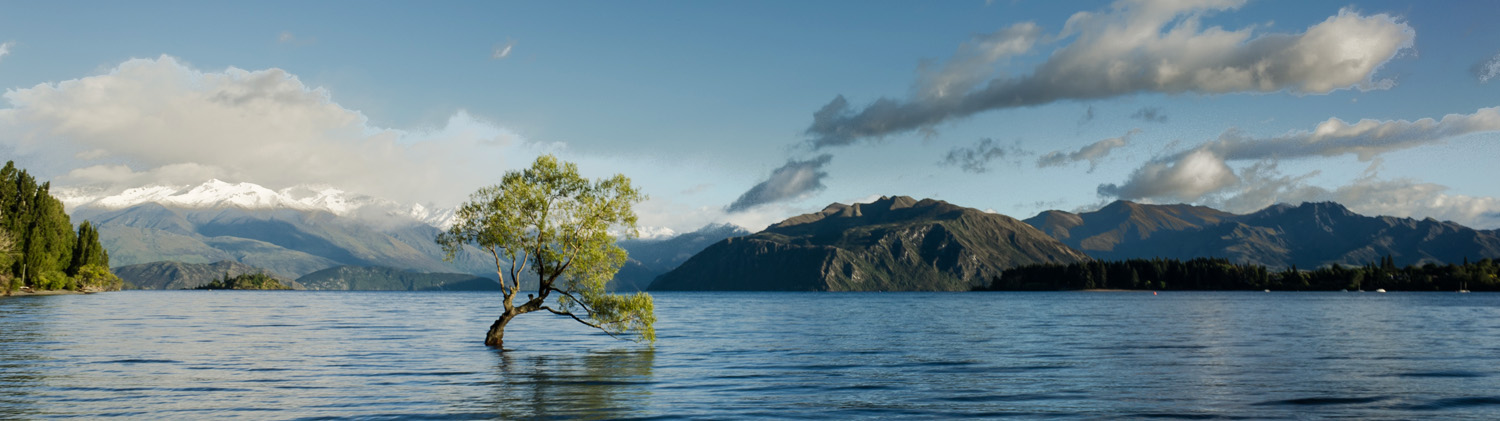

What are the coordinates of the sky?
(2, 0, 1499, 232)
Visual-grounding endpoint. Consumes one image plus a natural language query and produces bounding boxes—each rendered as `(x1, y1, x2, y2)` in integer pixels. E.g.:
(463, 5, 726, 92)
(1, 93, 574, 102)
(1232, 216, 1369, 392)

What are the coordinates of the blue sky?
(2, 0, 1499, 231)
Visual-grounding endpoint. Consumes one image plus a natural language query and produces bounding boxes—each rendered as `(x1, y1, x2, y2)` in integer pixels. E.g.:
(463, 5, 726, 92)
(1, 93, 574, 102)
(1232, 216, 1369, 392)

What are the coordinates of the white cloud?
(1098, 148, 1238, 202)
(1204, 107, 1500, 162)
(278, 31, 296, 43)
(1038, 128, 1139, 172)
(1101, 105, 1500, 204)
(725, 155, 833, 213)
(0, 42, 12, 62)
(492, 39, 516, 60)
(0, 55, 548, 207)
(1209, 167, 1500, 229)
(1098, 105, 1500, 228)
(807, 2, 1414, 148)
(1474, 52, 1500, 83)
(915, 22, 1041, 100)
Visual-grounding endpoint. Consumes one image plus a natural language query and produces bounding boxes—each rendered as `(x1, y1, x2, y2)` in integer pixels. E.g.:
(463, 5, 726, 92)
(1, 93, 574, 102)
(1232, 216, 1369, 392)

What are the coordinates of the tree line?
(980, 256, 1500, 292)
(1, 161, 121, 295)
(194, 272, 292, 290)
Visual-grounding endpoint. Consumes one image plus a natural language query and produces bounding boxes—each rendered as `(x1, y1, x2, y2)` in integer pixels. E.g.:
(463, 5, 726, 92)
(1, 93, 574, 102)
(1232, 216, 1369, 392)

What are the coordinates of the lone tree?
(437, 155, 655, 349)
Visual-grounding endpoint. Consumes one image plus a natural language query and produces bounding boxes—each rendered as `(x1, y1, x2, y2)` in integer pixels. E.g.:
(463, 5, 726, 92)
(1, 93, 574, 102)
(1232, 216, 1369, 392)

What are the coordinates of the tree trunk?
(485, 312, 516, 349)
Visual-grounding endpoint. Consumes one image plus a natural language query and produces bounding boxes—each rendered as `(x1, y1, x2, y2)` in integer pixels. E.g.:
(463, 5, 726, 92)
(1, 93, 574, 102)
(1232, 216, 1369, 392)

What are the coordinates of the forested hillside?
(1, 161, 121, 294)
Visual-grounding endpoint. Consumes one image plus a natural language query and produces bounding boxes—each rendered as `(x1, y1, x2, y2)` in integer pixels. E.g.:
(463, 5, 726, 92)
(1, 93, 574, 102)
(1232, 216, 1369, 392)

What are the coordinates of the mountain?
(650, 196, 1089, 291)
(1023, 200, 1234, 256)
(1025, 201, 1500, 268)
(61, 179, 456, 228)
(295, 266, 501, 291)
(610, 223, 751, 291)
(67, 180, 494, 279)
(114, 260, 304, 290)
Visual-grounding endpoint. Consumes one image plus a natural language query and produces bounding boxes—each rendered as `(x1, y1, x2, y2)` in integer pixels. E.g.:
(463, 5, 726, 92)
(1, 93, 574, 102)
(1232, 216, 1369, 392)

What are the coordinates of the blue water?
(3, 291, 1500, 419)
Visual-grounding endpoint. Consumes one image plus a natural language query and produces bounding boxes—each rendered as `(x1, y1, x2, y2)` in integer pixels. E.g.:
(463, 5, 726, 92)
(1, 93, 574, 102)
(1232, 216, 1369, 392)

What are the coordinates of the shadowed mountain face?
(611, 223, 751, 291)
(83, 204, 493, 279)
(295, 265, 501, 291)
(1024, 200, 1233, 253)
(650, 196, 1089, 291)
(1026, 201, 1500, 268)
(114, 260, 303, 290)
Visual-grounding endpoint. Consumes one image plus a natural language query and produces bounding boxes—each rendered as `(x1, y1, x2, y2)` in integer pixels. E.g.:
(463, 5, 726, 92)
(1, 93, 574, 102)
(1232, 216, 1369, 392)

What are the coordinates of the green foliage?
(194, 272, 293, 290)
(438, 155, 654, 346)
(73, 264, 124, 291)
(0, 161, 119, 294)
(980, 256, 1500, 292)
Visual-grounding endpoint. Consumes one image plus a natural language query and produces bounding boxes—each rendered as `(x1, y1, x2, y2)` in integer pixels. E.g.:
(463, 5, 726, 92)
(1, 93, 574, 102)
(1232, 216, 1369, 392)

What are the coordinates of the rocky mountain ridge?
(650, 196, 1089, 291)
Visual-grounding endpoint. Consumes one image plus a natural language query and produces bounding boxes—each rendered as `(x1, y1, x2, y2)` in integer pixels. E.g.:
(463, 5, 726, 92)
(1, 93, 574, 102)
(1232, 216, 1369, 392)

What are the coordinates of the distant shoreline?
(2, 289, 97, 298)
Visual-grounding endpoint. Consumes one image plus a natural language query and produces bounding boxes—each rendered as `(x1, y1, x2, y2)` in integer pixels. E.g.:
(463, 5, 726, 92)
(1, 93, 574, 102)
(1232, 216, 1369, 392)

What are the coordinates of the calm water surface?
(2, 291, 1500, 419)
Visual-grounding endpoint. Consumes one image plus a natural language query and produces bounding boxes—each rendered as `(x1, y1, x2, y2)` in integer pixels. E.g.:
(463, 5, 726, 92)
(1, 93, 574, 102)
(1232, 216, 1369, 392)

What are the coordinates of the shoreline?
(1, 289, 97, 298)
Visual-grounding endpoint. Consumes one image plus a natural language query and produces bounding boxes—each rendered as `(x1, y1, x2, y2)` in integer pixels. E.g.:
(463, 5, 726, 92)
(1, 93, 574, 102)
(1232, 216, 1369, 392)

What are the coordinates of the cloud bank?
(1098, 106, 1500, 227)
(0, 55, 547, 207)
(725, 155, 833, 213)
(806, 1, 1414, 148)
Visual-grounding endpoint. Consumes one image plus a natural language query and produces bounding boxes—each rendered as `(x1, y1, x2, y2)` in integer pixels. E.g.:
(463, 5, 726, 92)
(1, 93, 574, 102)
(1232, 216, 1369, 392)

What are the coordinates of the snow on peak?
(62, 180, 457, 229)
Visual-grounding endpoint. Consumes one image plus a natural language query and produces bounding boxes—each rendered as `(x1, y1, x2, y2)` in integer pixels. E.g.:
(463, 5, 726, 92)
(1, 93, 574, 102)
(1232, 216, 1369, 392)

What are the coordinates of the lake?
(2, 291, 1499, 419)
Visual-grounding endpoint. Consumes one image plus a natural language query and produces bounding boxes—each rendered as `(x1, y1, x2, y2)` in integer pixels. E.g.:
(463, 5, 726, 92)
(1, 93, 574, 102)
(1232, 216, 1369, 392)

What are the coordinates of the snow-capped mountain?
(60, 179, 457, 228)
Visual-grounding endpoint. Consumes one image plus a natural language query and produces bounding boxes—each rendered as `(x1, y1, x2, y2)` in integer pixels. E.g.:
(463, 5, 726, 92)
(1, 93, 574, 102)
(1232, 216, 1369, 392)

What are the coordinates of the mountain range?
(650, 196, 1089, 291)
(114, 260, 304, 290)
(65, 180, 498, 279)
(611, 223, 751, 291)
(1024, 200, 1500, 268)
(68, 179, 737, 289)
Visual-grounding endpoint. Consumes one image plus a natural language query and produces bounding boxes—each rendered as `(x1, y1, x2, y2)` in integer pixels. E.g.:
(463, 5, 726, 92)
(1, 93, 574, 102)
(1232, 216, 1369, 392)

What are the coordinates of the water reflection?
(0, 297, 51, 419)
(480, 348, 655, 418)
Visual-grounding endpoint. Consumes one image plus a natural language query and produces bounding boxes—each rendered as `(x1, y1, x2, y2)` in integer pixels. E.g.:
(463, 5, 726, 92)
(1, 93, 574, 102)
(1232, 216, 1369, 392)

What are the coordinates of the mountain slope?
(114, 260, 302, 290)
(1023, 200, 1233, 254)
(650, 196, 1089, 291)
(295, 266, 501, 291)
(1025, 201, 1500, 268)
(611, 223, 751, 291)
(78, 201, 493, 279)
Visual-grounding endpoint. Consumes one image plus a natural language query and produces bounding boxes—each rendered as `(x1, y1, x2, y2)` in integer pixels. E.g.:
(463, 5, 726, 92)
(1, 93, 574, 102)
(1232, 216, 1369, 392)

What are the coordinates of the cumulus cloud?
(492, 39, 516, 60)
(0, 42, 12, 62)
(1475, 52, 1500, 83)
(725, 155, 833, 213)
(0, 55, 546, 207)
(1038, 129, 1139, 172)
(941, 138, 1028, 173)
(1097, 148, 1238, 202)
(1129, 106, 1167, 123)
(806, 2, 1414, 148)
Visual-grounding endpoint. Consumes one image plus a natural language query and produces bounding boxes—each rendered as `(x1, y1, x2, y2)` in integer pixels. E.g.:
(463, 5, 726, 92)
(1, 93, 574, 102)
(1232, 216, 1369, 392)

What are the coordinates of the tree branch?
(541, 306, 624, 340)
(549, 287, 599, 316)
